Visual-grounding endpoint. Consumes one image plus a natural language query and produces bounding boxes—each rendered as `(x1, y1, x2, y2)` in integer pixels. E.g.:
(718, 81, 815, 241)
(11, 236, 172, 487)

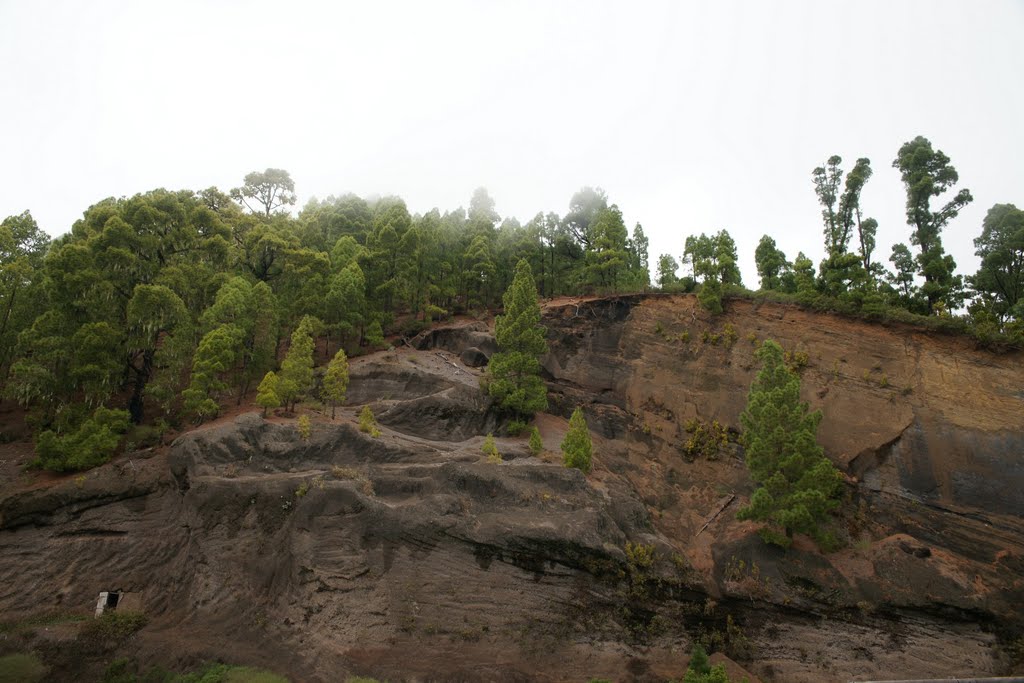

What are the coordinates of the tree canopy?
(0, 146, 1017, 473)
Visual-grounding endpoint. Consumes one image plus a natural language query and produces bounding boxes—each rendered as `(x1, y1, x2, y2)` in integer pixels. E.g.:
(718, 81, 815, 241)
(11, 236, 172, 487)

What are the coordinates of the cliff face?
(0, 294, 1022, 682)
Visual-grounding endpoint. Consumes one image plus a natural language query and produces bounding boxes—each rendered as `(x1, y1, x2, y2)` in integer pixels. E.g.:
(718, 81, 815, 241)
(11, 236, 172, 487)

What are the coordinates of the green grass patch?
(0, 653, 47, 683)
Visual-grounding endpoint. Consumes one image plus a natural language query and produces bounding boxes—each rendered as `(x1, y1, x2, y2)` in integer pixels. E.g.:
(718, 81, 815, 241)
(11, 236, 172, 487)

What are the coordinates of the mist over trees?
(0, 134, 1020, 471)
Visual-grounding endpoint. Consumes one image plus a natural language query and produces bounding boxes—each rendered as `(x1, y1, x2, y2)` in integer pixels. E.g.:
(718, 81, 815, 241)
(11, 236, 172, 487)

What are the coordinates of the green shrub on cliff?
(528, 426, 543, 455)
(482, 433, 500, 463)
(561, 407, 592, 473)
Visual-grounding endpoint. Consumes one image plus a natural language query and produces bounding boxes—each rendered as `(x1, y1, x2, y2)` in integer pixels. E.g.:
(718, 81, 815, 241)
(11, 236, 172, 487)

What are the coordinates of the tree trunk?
(128, 350, 155, 424)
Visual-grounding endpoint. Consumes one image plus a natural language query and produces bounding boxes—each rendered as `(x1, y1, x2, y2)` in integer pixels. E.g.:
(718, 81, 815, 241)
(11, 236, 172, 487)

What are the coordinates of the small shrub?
(358, 406, 377, 434)
(678, 330, 691, 343)
(294, 481, 309, 498)
(482, 433, 501, 463)
(654, 321, 665, 335)
(506, 419, 527, 437)
(722, 323, 738, 348)
(683, 419, 730, 460)
(625, 541, 656, 570)
(746, 332, 758, 345)
(78, 611, 147, 649)
(879, 374, 889, 388)
(297, 415, 311, 441)
(528, 427, 543, 455)
(331, 466, 374, 495)
(784, 349, 809, 372)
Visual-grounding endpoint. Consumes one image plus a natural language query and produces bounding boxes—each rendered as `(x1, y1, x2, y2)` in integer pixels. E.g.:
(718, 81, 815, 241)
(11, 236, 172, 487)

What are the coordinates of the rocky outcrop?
(539, 294, 1024, 680)
(0, 294, 1022, 682)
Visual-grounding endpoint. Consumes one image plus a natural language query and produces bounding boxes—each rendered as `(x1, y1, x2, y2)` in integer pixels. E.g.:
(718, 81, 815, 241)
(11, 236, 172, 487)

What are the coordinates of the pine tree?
(181, 324, 243, 421)
(321, 349, 350, 419)
(278, 315, 319, 410)
(256, 371, 281, 417)
(561, 407, 592, 473)
(487, 259, 548, 416)
(737, 340, 842, 548)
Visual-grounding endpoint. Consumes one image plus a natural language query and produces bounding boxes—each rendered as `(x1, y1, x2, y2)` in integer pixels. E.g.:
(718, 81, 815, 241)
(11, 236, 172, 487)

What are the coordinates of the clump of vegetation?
(683, 419, 730, 461)
(784, 348, 809, 372)
(681, 644, 747, 682)
(297, 414, 311, 441)
(34, 407, 131, 472)
(722, 323, 738, 348)
(358, 406, 381, 438)
(364, 320, 385, 349)
(101, 659, 291, 683)
(625, 541, 656, 571)
(294, 481, 309, 498)
(506, 419, 527, 436)
(78, 611, 148, 649)
(561, 407, 593, 473)
(528, 427, 543, 455)
(746, 332, 758, 345)
(482, 433, 501, 463)
(701, 330, 722, 345)
(0, 653, 47, 682)
(330, 466, 374, 495)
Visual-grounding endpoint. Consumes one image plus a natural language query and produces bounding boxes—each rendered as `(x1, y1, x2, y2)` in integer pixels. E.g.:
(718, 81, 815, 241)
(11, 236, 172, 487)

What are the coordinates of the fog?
(1, 0, 1021, 283)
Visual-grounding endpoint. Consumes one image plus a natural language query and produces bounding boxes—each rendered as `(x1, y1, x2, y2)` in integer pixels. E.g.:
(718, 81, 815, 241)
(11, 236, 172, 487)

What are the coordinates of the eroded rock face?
(540, 294, 1024, 680)
(1, 294, 1022, 682)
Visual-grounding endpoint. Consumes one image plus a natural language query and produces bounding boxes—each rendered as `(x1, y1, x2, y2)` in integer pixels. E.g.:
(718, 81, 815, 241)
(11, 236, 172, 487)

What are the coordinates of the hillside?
(0, 294, 1022, 682)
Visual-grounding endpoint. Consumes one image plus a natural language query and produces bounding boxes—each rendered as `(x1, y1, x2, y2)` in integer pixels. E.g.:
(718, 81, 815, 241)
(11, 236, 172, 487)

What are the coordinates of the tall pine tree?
(737, 340, 842, 548)
(486, 259, 548, 416)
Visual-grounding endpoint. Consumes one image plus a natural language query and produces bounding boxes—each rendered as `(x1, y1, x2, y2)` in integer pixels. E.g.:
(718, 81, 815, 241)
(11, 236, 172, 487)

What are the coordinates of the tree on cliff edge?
(737, 340, 842, 548)
(486, 259, 548, 416)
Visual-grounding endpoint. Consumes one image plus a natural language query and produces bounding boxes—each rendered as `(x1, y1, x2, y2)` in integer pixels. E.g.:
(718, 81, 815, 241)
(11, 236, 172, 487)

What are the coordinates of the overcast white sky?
(1, 0, 1022, 284)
